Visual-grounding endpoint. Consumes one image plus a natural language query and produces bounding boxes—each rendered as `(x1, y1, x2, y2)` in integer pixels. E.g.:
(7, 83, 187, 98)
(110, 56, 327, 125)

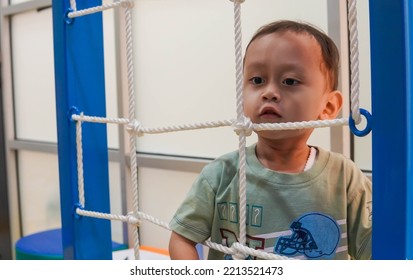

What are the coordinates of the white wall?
(12, 7, 119, 148)
(12, 8, 57, 143)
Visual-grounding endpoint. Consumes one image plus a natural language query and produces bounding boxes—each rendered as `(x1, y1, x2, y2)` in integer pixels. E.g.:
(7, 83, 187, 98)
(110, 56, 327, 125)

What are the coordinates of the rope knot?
(232, 117, 254, 136)
(229, 0, 246, 3)
(127, 120, 144, 137)
(231, 242, 248, 260)
(121, 0, 135, 9)
(126, 212, 141, 226)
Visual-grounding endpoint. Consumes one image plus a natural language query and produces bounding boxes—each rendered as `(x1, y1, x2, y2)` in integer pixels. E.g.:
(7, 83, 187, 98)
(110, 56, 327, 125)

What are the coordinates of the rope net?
(67, 0, 363, 260)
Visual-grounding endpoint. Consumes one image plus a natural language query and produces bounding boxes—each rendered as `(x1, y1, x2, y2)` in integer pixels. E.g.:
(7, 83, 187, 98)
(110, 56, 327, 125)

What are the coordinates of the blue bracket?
(64, 8, 75, 25)
(349, 108, 373, 137)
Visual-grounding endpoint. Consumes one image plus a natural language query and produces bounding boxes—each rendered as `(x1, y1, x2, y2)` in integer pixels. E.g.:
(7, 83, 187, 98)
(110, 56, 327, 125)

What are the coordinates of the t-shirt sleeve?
(346, 166, 372, 260)
(169, 171, 216, 244)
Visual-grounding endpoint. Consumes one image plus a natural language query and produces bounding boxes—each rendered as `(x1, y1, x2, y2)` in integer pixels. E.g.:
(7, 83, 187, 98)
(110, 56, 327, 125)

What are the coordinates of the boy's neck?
(255, 139, 312, 173)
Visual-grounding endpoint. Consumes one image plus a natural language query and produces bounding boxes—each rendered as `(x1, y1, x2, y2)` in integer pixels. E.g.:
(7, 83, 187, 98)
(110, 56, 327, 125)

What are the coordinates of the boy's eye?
(250, 77, 265, 85)
(283, 78, 299, 86)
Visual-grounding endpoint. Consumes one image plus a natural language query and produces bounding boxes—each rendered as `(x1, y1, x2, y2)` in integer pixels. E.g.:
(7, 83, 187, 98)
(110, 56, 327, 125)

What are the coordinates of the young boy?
(168, 20, 372, 260)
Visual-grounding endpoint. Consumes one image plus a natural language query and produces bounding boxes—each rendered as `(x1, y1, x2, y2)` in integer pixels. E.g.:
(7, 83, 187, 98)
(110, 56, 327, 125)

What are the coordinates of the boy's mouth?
(259, 106, 282, 120)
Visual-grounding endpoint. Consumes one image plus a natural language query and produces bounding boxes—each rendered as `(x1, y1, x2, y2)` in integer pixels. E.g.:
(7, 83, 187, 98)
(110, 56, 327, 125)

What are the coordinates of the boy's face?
(243, 31, 333, 142)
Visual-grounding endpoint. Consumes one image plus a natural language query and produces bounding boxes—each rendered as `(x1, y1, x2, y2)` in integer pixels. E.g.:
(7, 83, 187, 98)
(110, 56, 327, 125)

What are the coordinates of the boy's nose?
(261, 85, 281, 102)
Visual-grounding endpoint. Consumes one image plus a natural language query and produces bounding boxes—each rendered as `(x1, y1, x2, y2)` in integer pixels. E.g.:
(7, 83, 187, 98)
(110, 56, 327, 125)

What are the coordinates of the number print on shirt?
(251, 206, 263, 227)
(218, 202, 262, 227)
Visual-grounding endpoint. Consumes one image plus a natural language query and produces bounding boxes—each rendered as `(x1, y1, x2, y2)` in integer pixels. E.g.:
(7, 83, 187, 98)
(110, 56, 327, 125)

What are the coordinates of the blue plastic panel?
(52, 0, 112, 259)
(370, 0, 413, 259)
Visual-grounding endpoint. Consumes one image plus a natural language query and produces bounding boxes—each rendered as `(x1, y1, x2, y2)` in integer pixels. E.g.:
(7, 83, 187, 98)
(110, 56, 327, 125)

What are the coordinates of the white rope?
(231, 0, 248, 260)
(75, 206, 295, 259)
(77, 209, 141, 225)
(254, 118, 349, 131)
(75, 113, 85, 207)
(127, 119, 234, 137)
(123, 5, 141, 261)
(347, 0, 361, 124)
(73, 113, 349, 135)
(70, 0, 77, 11)
(72, 114, 130, 125)
(204, 240, 293, 260)
(76, 208, 171, 231)
(67, 0, 134, 19)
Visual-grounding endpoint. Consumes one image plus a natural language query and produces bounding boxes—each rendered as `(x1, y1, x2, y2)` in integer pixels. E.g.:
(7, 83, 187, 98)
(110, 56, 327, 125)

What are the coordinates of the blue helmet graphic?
(274, 212, 340, 259)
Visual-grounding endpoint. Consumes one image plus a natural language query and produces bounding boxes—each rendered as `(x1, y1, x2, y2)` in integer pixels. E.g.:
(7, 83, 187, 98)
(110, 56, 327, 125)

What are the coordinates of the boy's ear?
(319, 90, 343, 120)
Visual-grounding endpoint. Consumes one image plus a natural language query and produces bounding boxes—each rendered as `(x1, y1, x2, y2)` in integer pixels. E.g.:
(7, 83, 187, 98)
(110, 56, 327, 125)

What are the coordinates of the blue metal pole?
(52, 0, 112, 259)
(370, 0, 413, 259)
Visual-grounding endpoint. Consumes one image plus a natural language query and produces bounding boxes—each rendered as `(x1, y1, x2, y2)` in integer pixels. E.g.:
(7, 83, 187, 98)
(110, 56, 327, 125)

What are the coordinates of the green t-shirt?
(170, 145, 372, 260)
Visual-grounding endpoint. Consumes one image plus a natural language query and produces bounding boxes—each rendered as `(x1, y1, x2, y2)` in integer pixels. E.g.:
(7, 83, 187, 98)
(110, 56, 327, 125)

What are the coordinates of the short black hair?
(245, 20, 340, 90)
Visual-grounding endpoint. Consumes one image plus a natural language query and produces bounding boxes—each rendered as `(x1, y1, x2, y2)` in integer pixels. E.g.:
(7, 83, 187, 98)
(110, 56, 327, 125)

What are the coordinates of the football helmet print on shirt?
(274, 212, 341, 259)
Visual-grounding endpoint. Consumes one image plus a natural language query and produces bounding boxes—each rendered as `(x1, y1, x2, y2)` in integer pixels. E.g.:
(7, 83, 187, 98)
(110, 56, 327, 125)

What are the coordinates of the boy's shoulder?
(195, 148, 243, 191)
(203, 148, 241, 172)
(317, 146, 370, 185)
(199, 145, 259, 182)
(317, 146, 361, 170)
(204, 144, 256, 169)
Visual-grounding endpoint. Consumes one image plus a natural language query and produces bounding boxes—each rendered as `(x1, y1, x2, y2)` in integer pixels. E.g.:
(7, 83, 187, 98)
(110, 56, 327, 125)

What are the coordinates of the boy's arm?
(169, 231, 200, 260)
(347, 173, 372, 260)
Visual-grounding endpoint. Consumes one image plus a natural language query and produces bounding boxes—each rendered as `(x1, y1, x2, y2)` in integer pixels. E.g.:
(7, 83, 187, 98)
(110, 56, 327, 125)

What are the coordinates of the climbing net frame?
(53, 0, 370, 260)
